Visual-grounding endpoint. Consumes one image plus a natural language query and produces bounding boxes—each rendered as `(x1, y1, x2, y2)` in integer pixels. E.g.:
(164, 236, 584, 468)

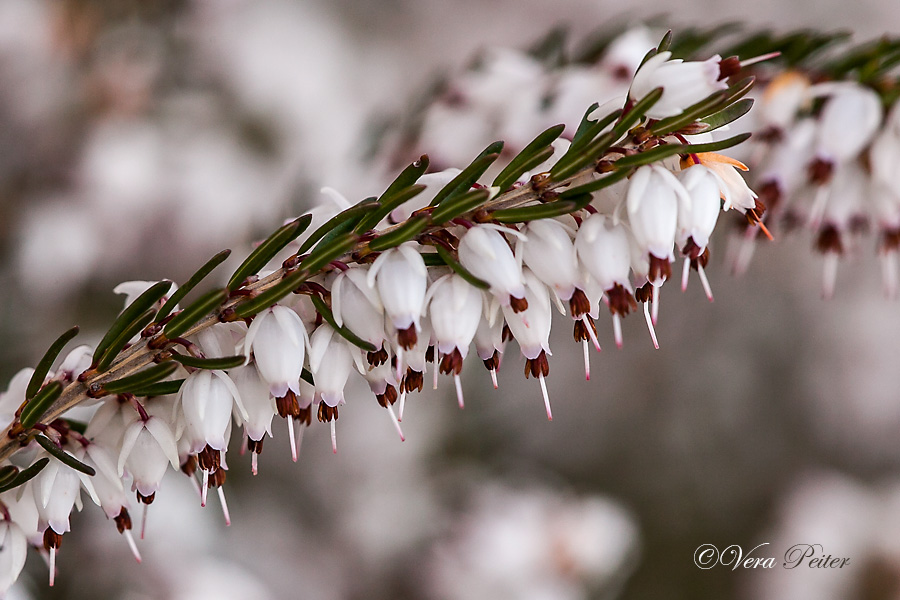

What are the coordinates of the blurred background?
(2, 0, 900, 599)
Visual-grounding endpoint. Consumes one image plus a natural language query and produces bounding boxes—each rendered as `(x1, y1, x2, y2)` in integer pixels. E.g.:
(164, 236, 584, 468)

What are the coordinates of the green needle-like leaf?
(129, 379, 185, 398)
(34, 435, 96, 476)
(310, 294, 377, 352)
(368, 214, 431, 251)
(492, 124, 564, 191)
(378, 155, 430, 204)
(354, 184, 427, 233)
(299, 232, 359, 275)
(550, 130, 619, 181)
(558, 167, 632, 198)
(233, 270, 309, 319)
(157, 249, 232, 321)
(92, 281, 172, 367)
(430, 141, 504, 207)
(228, 215, 312, 291)
(297, 198, 379, 255)
(571, 108, 622, 151)
(0, 466, 18, 489)
(612, 87, 664, 137)
(430, 189, 491, 224)
(433, 245, 490, 289)
(699, 98, 754, 133)
(95, 309, 157, 372)
(163, 289, 228, 340)
(684, 132, 753, 153)
(650, 77, 754, 136)
(171, 354, 246, 370)
(19, 381, 63, 430)
(103, 362, 180, 395)
(0, 458, 49, 494)
(491, 195, 592, 223)
(26, 326, 79, 400)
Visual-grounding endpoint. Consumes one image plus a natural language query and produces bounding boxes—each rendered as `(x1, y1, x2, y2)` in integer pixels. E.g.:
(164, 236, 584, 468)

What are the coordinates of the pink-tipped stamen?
(251, 451, 259, 476)
(539, 374, 552, 421)
(386, 404, 405, 441)
(681, 257, 691, 292)
(583, 316, 601, 352)
(697, 264, 714, 302)
(612, 314, 623, 349)
(239, 435, 247, 456)
(141, 503, 149, 540)
(287, 417, 298, 462)
(124, 529, 142, 563)
(433, 354, 440, 390)
(398, 389, 406, 421)
(739, 51, 781, 68)
(217, 486, 231, 526)
(583, 339, 590, 381)
(454, 374, 465, 409)
(395, 346, 404, 384)
(201, 470, 209, 507)
(49, 547, 56, 587)
(331, 420, 337, 454)
(490, 368, 499, 389)
(651, 284, 660, 326)
(643, 302, 660, 349)
(823, 252, 839, 299)
(882, 251, 898, 299)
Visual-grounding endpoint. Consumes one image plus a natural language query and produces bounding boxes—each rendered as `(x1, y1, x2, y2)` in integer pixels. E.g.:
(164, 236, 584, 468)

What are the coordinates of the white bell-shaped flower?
(427, 274, 484, 359)
(0, 520, 27, 597)
(520, 218, 581, 303)
(1, 486, 40, 545)
(243, 306, 308, 398)
(308, 324, 359, 407)
(576, 214, 633, 292)
(34, 457, 93, 535)
(459, 224, 527, 308)
(230, 363, 276, 443)
(501, 270, 552, 361)
(694, 153, 758, 214)
(77, 443, 126, 520)
(758, 71, 811, 131)
(113, 280, 177, 309)
(814, 82, 883, 164)
(629, 51, 727, 119)
(627, 165, 688, 261)
(332, 266, 387, 350)
(118, 416, 180, 498)
(56, 345, 93, 382)
(368, 242, 427, 348)
(601, 26, 658, 79)
(871, 102, 900, 197)
(178, 370, 246, 453)
(0, 368, 33, 431)
(677, 164, 722, 250)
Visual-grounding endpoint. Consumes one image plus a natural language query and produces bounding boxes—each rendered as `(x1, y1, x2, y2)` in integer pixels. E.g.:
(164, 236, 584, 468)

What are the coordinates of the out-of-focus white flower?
(758, 71, 812, 131)
(0, 368, 33, 431)
(629, 51, 727, 119)
(0, 520, 27, 598)
(459, 224, 527, 309)
(243, 305, 308, 398)
(812, 82, 882, 164)
(871, 102, 900, 198)
(601, 26, 658, 79)
(368, 243, 427, 349)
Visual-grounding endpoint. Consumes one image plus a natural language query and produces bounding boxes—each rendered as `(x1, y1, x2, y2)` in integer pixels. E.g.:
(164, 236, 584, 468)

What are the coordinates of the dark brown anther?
(634, 282, 653, 303)
(849, 215, 870, 235)
(43, 528, 62, 551)
(137, 491, 156, 505)
(208, 467, 227, 488)
(404, 368, 424, 393)
(439, 348, 464, 376)
(573, 316, 598, 343)
(367, 347, 389, 367)
(424, 346, 435, 363)
(808, 157, 834, 186)
(523, 350, 550, 379)
(690, 247, 711, 271)
(483, 350, 501, 372)
(881, 228, 900, 252)
(276, 390, 301, 418)
(718, 55, 742, 80)
(509, 295, 529, 313)
(648, 255, 672, 283)
(114, 507, 133, 533)
(397, 325, 418, 350)
(569, 288, 591, 318)
(376, 384, 398, 408)
(816, 224, 844, 255)
(682, 237, 703, 260)
(501, 325, 513, 343)
(317, 403, 339, 423)
(757, 126, 784, 144)
(247, 437, 264, 455)
(297, 406, 312, 427)
(180, 455, 197, 478)
(198, 444, 221, 472)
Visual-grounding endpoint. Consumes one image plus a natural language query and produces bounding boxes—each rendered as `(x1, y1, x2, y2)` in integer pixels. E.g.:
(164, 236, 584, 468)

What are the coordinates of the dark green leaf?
(171, 354, 246, 370)
(571, 108, 622, 151)
(527, 26, 568, 67)
(93, 281, 172, 367)
(684, 132, 753, 153)
(354, 184, 426, 233)
(129, 379, 185, 397)
(491, 195, 592, 223)
(611, 144, 685, 169)
(300, 232, 359, 274)
(103, 362, 180, 395)
(378, 155, 429, 205)
(34, 435, 95, 476)
(368, 214, 431, 252)
(157, 250, 232, 321)
(310, 294, 377, 352)
(27, 326, 79, 400)
(430, 189, 491, 224)
(421, 252, 446, 267)
(492, 124, 564, 191)
(612, 87, 664, 137)
(0, 458, 49, 494)
(429, 141, 504, 206)
(656, 30, 673, 53)
(297, 198, 378, 255)
(699, 98, 754, 133)
(0, 466, 18, 489)
(434, 245, 490, 289)
(96, 309, 156, 372)
(650, 77, 754, 136)
(19, 381, 63, 429)
(228, 216, 311, 291)
(233, 270, 309, 319)
(558, 167, 632, 198)
(163, 289, 228, 339)
(550, 130, 618, 181)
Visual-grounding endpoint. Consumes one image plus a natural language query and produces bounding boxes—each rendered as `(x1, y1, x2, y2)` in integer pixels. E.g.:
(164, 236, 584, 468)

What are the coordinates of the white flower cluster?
(0, 37, 761, 597)
(737, 73, 900, 298)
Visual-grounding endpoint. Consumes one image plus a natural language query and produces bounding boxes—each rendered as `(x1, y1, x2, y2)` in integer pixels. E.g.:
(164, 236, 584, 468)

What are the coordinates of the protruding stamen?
(539, 374, 552, 421)
(583, 316, 601, 352)
(454, 374, 465, 409)
(331, 420, 337, 454)
(217, 486, 231, 526)
(239, 435, 247, 456)
(386, 404, 405, 441)
(398, 389, 407, 421)
(733, 226, 760, 275)
(582, 339, 590, 381)
(697, 264, 714, 302)
(123, 529, 142, 563)
(612, 314, 623, 349)
(201, 470, 209, 507)
(251, 452, 259, 476)
(141, 503, 149, 540)
(490, 368, 499, 389)
(882, 251, 898, 299)
(433, 353, 439, 390)
(287, 417, 298, 463)
(823, 252, 839, 299)
(395, 346, 404, 384)
(643, 302, 660, 349)
(49, 547, 56, 587)
(739, 51, 781, 68)
(651, 284, 660, 325)
(681, 258, 691, 292)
